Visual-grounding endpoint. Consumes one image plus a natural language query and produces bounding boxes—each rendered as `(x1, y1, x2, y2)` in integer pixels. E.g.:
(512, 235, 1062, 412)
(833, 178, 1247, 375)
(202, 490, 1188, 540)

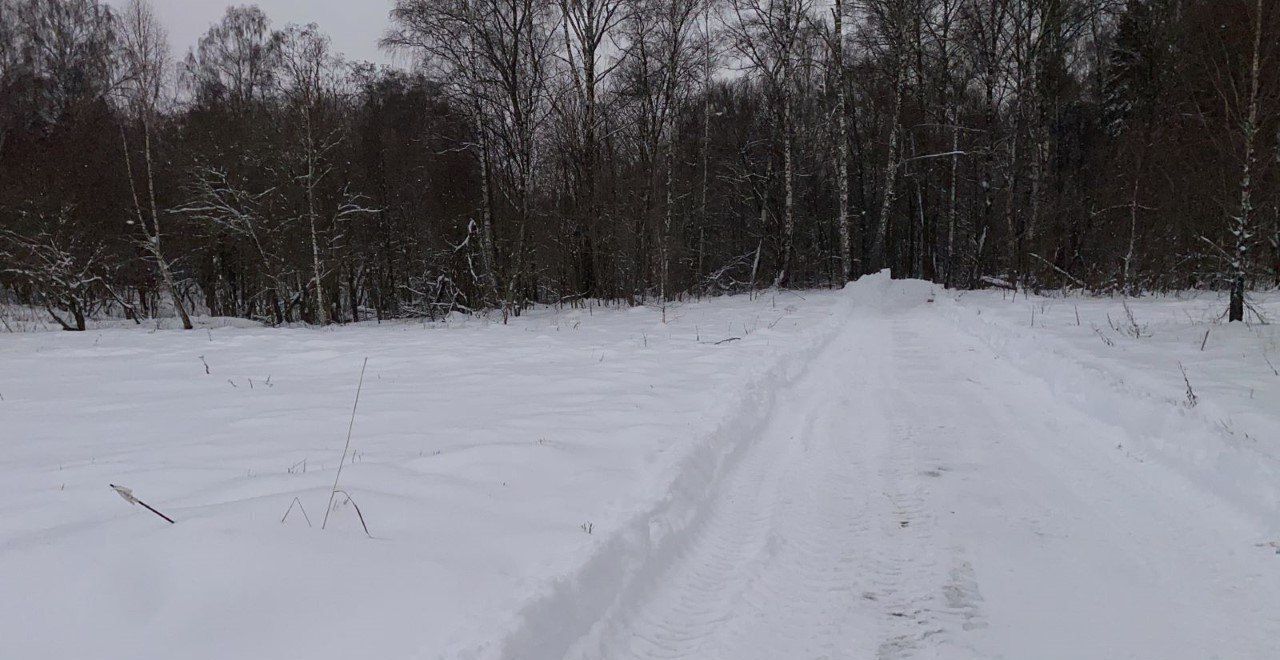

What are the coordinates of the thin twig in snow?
(322, 357, 369, 531)
(281, 497, 312, 527)
(1179, 362, 1198, 408)
(1260, 343, 1279, 376)
(331, 489, 371, 537)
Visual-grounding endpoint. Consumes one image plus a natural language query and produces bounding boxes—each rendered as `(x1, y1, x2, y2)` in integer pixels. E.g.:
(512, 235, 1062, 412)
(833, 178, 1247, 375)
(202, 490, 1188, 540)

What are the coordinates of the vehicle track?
(567, 295, 980, 660)
(558, 282, 1280, 660)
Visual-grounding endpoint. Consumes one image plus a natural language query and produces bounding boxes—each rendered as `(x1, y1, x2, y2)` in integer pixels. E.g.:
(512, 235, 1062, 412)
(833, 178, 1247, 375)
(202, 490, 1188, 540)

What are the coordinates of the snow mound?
(844, 269, 940, 312)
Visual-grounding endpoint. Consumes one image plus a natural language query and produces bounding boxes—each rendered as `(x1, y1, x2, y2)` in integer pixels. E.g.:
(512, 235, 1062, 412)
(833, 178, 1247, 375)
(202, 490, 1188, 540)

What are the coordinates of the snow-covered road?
(3, 276, 1278, 659)
(565, 280, 1280, 660)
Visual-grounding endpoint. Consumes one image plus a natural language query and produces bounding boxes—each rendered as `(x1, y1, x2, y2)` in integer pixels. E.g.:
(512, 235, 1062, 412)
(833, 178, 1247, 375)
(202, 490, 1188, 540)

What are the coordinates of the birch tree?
(650, 0, 703, 307)
(727, 0, 811, 286)
(865, 0, 912, 273)
(818, 0, 853, 282)
(923, 0, 965, 287)
(117, 0, 192, 329)
(1228, 0, 1265, 322)
(278, 24, 338, 324)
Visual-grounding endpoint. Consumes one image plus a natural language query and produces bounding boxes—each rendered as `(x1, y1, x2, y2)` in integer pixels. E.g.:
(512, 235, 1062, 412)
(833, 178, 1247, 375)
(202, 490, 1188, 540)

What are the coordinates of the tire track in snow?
(535, 278, 1280, 660)
(872, 320, 987, 660)
(576, 330, 870, 659)
(567, 293, 983, 660)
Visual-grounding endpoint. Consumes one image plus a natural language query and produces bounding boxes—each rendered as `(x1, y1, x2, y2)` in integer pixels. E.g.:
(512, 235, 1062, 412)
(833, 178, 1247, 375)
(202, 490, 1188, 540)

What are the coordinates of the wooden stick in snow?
(110, 484, 175, 524)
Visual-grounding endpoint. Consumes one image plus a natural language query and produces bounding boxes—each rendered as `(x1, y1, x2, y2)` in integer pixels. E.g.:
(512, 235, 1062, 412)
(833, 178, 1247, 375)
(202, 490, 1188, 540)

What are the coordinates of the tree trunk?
(834, 0, 852, 283)
(475, 106, 501, 303)
(1230, 0, 1263, 322)
(945, 117, 959, 287)
(143, 124, 193, 329)
(662, 139, 674, 313)
(871, 64, 904, 272)
(699, 1, 712, 289)
(776, 55, 796, 287)
(305, 115, 327, 326)
(121, 121, 193, 329)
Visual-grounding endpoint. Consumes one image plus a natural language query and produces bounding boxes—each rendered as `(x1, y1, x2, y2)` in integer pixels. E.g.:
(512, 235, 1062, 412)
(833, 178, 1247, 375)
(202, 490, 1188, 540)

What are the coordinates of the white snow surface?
(2, 274, 1278, 659)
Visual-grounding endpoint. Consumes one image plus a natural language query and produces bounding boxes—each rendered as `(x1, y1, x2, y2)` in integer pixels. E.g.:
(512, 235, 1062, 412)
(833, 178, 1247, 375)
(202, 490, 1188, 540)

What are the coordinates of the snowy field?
(2, 275, 1279, 659)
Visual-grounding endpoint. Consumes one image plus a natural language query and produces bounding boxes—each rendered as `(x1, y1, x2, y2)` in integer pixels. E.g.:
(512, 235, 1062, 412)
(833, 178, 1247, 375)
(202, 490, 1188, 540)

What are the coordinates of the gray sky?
(107, 1, 403, 66)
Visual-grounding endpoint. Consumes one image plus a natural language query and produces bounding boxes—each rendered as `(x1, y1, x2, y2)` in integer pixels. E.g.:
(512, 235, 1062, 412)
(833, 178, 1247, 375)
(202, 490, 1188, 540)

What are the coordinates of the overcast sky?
(106, 1, 403, 66)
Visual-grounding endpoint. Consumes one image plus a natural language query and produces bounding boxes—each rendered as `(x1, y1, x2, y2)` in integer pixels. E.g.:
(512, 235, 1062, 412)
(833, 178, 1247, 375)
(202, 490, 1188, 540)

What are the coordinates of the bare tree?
(384, 4, 500, 303)
(923, 0, 965, 287)
(1228, 0, 1265, 322)
(184, 5, 280, 111)
(388, 0, 558, 317)
(642, 0, 703, 310)
(959, 0, 1013, 285)
(816, 0, 852, 281)
(13, 0, 118, 117)
(0, 0, 19, 157)
(117, 0, 192, 329)
(864, 0, 914, 274)
(4, 0, 1280, 325)
(278, 24, 343, 324)
(558, 0, 628, 297)
(727, 0, 812, 286)
(178, 166, 295, 324)
(1, 209, 107, 331)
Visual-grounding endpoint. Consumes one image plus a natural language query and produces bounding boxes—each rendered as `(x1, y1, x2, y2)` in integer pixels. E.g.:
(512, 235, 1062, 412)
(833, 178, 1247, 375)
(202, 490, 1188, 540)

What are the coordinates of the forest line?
(1, 0, 1277, 330)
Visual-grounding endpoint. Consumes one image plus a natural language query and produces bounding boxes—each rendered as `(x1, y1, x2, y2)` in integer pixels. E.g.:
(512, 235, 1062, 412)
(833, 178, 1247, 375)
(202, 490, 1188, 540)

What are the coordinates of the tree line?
(1, 0, 1277, 330)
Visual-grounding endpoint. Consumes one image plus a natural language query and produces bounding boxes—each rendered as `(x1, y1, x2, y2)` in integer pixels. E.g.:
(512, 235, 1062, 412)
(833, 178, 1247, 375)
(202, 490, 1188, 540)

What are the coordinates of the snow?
(0, 290, 846, 659)
(2, 277, 1279, 659)
(948, 288, 1280, 524)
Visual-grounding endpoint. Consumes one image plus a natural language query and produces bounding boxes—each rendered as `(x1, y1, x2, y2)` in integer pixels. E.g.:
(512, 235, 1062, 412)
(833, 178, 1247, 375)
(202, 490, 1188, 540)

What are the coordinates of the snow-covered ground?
(2, 277, 1278, 659)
